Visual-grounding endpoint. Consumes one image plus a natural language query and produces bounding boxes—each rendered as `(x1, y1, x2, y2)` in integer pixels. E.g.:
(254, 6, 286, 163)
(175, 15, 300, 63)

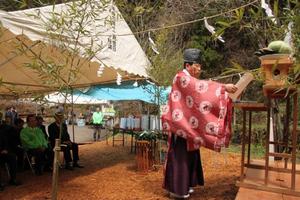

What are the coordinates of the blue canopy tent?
(72, 81, 170, 131)
(74, 81, 170, 105)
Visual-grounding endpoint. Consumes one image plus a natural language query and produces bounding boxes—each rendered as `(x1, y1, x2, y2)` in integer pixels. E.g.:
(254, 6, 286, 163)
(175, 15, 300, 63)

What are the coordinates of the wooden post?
(122, 130, 125, 147)
(291, 93, 298, 189)
(247, 111, 252, 165)
(265, 100, 271, 185)
(240, 110, 246, 181)
(233, 108, 236, 126)
(284, 97, 290, 169)
(51, 139, 61, 200)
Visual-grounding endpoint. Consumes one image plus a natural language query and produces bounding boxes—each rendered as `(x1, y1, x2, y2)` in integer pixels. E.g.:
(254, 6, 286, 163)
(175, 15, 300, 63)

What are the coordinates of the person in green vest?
(20, 114, 48, 175)
(92, 107, 104, 141)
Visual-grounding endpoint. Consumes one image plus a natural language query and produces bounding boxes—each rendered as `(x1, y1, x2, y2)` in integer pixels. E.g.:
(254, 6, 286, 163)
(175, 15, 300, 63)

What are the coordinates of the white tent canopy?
(0, 0, 150, 96)
(45, 92, 108, 105)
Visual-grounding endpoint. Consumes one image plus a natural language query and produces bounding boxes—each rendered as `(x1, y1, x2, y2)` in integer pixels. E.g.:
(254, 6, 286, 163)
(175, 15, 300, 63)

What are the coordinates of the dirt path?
(0, 137, 240, 200)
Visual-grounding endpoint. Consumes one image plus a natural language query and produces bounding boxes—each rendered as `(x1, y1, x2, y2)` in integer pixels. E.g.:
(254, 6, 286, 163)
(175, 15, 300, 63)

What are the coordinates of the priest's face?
(187, 63, 201, 78)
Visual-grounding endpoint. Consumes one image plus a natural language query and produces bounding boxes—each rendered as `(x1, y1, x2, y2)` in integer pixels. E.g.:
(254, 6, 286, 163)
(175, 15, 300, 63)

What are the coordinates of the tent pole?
(71, 88, 75, 142)
(35, 101, 38, 116)
(155, 85, 161, 130)
(147, 105, 150, 130)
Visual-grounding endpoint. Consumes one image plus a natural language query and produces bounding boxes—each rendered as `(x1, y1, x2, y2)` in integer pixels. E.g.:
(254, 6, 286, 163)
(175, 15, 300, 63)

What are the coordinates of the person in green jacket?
(20, 114, 48, 175)
(92, 107, 104, 141)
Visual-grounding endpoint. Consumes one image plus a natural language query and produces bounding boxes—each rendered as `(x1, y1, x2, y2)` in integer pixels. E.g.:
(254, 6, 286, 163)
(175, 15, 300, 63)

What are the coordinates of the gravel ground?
(0, 134, 240, 200)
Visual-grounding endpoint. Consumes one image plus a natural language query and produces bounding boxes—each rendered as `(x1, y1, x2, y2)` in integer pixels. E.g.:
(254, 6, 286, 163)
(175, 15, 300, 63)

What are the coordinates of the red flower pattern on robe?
(161, 71, 232, 152)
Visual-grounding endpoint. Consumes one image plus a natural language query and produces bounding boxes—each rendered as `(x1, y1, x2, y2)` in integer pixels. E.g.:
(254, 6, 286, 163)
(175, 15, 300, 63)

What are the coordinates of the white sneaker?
(170, 192, 190, 199)
(188, 188, 194, 194)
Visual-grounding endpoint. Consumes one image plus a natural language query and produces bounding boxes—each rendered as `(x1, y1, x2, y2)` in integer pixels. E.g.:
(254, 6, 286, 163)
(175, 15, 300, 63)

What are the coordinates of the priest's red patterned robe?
(161, 70, 232, 152)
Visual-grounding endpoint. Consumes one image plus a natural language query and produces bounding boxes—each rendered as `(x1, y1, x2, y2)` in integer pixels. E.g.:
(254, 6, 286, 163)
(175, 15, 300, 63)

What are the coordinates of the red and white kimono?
(161, 70, 232, 152)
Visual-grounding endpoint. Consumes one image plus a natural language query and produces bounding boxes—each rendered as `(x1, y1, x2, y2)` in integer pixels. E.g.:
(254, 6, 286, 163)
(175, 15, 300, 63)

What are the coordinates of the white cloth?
(141, 115, 149, 130)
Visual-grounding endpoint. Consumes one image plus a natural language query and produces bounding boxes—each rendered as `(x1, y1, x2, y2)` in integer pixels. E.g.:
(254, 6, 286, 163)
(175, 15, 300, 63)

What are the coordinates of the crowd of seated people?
(0, 109, 83, 192)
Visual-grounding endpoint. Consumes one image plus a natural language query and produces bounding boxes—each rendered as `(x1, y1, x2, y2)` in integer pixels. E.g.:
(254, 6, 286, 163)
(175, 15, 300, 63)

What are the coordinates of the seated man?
(20, 115, 48, 175)
(0, 115, 21, 189)
(14, 118, 25, 168)
(4, 117, 24, 171)
(48, 112, 83, 170)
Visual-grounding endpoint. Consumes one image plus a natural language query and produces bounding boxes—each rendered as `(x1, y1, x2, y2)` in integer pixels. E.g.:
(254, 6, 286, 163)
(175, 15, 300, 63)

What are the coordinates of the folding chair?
(24, 151, 35, 174)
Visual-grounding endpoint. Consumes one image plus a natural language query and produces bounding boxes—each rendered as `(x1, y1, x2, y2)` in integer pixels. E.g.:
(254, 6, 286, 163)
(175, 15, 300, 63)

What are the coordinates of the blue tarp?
(75, 81, 170, 104)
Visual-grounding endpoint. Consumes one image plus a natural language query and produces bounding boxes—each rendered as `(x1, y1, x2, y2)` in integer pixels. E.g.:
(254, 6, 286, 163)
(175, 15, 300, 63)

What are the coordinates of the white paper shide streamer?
(261, 0, 277, 24)
(284, 22, 293, 47)
(148, 32, 160, 54)
(97, 63, 105, 77)
(146, 79, 155, 85)
(133, 81, 138, 87)
(116, 72, 122, 85)
(204, 17, 225, 43)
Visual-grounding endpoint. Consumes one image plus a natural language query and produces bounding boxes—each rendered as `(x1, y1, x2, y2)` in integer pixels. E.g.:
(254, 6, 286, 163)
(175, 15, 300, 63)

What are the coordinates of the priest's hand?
(225, 84, 237, 93)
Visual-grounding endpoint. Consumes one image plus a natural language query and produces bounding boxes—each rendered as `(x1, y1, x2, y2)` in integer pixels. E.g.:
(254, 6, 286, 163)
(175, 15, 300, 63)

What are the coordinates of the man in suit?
(48, 112, 83, 170)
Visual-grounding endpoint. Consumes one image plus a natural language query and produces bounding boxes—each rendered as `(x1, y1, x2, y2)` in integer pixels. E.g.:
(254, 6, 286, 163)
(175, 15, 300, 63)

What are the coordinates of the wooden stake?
(51, 139, 61, 200)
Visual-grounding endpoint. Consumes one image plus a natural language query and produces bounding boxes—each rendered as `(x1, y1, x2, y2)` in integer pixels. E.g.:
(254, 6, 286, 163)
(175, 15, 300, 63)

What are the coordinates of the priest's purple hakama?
(163, 134, 204, 196)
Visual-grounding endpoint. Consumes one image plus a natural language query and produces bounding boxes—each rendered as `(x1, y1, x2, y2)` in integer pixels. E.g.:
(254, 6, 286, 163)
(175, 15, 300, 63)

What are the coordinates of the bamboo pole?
(51, 114, 64, 200)
(51, 139, 61, 200)
(71, 89, 75, 142)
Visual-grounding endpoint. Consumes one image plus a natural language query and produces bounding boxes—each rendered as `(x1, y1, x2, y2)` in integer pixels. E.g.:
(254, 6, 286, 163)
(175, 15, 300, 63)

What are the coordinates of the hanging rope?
(97, 0, 259, 37)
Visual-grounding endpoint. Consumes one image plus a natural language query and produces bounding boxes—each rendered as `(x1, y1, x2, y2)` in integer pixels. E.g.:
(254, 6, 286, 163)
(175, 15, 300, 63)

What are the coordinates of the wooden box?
(260, 54, 293, 86)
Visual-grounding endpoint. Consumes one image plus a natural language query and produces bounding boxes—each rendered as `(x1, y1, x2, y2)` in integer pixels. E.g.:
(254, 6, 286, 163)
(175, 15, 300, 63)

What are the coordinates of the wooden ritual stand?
(136, 140, 155, 172)
(235, 88, 299, 196)
(130, 130, 139, 154)
(112, 128, 125, 147)
(235, 53, 300, 196)
(136, 140, 158, 172)
(234, 101, 268, 179)
(112, 128, 139, 153)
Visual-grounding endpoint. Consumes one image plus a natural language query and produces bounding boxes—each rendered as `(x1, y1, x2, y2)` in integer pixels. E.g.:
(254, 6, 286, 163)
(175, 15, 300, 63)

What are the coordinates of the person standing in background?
(5, 106, 19, 127)
(92, 107, 104, 141)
